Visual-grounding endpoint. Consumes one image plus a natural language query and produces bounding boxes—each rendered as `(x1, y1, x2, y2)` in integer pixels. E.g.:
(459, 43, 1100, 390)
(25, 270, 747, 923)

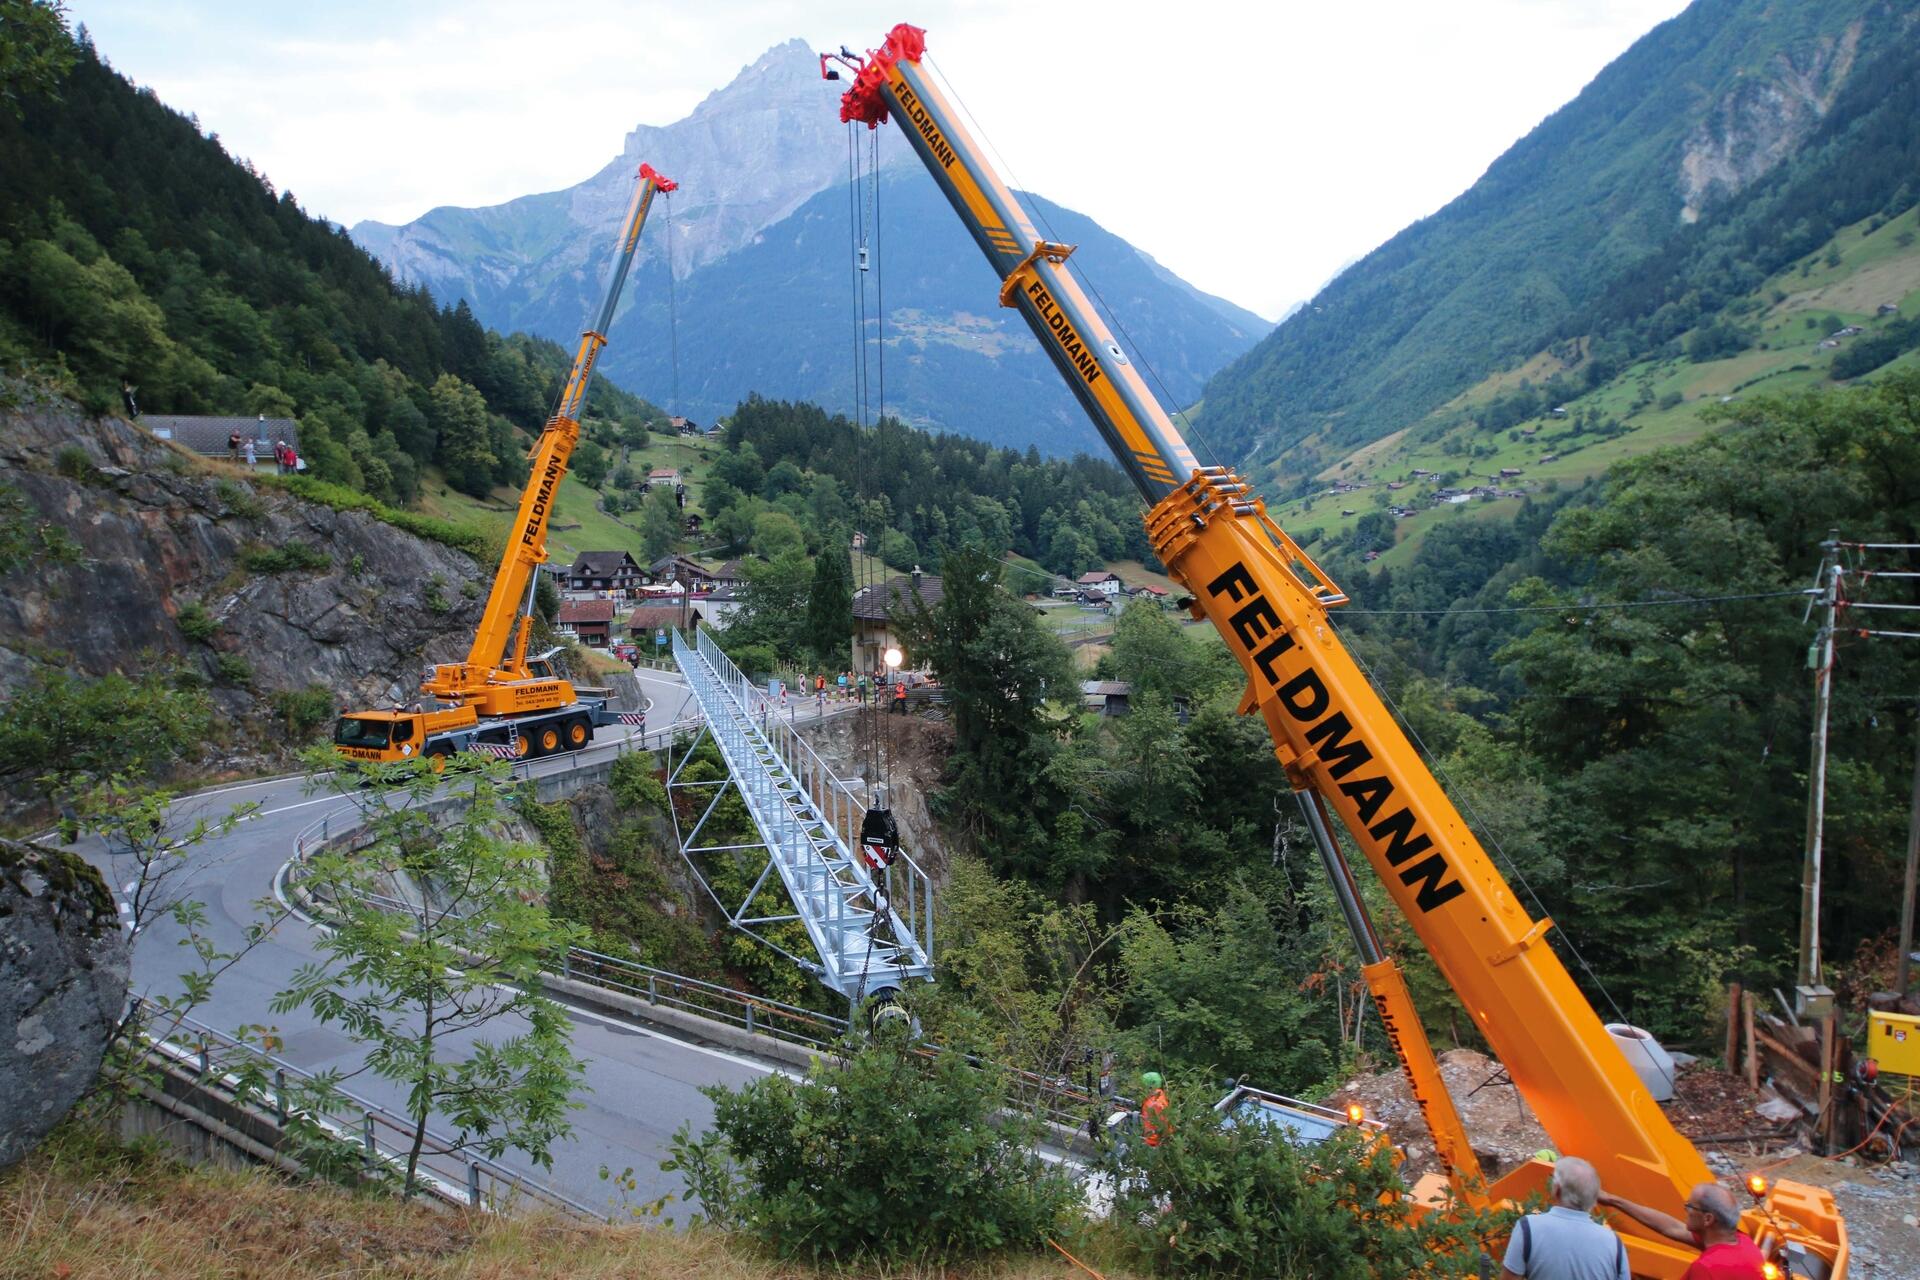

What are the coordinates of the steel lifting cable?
(846, 120, 882, 786)
(871, 126, 886, 424)
(662, 188, 680, 419)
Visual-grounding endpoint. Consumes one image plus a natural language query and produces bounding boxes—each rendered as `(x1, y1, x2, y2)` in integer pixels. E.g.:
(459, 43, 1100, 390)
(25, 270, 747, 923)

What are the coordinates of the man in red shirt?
(1598, 1182, 1767, 1280)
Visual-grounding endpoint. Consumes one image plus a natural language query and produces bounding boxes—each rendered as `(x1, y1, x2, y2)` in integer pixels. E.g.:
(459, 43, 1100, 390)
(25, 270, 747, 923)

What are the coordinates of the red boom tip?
(638, 163, 677, 193)
(839, 23, 927, 129)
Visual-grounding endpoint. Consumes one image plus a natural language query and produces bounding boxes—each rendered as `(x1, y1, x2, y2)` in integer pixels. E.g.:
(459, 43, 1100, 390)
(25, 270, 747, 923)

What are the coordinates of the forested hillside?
(1198, 0, 1907, 476)
(0, 25, 660, 509)
(875, 374, 1920, 1096)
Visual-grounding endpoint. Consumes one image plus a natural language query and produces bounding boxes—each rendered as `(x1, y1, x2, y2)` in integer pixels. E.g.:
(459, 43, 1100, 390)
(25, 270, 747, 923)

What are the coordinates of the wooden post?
(1725, 981, 1743, 1071)
(1742, 991, 1759, 1091)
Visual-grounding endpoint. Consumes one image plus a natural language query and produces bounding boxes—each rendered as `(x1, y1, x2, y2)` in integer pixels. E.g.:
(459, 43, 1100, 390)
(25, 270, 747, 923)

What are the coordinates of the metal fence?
(134, 1005, 607, 1221)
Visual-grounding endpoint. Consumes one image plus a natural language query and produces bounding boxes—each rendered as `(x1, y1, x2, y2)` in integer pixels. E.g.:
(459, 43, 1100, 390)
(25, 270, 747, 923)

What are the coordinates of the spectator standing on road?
(1597, 1183, 1765, 1280)
(227, 430, 242, 462)
(243, 438, 256, 468)
(1501, 1156, 1629, 1280)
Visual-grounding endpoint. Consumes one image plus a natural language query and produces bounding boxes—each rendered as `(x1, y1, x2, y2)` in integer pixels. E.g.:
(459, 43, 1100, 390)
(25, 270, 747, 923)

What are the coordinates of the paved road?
(71, 666, 780, 1216)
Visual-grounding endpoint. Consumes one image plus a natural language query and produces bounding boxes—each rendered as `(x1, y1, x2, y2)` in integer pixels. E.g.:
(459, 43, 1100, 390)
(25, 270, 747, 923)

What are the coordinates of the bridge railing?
(132, 1004, 608, 1221)
(676, 627, 933, 997)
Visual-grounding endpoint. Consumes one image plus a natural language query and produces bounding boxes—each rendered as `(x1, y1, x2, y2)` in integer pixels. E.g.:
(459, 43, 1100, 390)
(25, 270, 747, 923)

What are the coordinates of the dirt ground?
(1327, 1050, 1920, 1277)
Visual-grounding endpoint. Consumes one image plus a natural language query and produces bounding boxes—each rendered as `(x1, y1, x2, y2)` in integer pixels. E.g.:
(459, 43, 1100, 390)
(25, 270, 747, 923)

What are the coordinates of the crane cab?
(332, 710, 425, 763)
(331, 704, 478, 764)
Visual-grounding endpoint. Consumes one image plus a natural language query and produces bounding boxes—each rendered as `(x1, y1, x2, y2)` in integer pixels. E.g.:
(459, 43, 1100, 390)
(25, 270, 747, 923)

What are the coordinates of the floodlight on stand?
(883, 646, 903, 669)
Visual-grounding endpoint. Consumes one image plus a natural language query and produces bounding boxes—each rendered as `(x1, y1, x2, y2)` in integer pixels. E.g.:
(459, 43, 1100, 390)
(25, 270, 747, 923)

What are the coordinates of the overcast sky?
(69, 0, 1692, 321)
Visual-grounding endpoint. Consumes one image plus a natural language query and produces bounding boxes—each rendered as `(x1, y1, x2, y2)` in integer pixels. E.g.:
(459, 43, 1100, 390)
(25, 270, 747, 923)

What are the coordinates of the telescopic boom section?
(439, 164, 674, 696)
(832, 25, 1845, 1277)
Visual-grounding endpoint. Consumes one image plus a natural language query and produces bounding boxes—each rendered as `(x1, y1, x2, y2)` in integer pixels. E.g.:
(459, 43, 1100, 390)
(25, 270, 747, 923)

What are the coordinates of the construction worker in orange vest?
(1140, 1071, 1170, 1147)
(892, 679, 907, 715)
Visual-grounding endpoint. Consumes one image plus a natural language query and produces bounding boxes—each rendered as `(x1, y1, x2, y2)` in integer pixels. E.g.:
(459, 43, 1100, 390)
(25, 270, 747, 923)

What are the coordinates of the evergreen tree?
(639, 483, 681, 561)
(805, 540, 852, 666)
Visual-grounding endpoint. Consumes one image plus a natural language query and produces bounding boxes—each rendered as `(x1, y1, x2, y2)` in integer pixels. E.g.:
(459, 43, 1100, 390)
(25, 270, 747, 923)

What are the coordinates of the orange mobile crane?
(824, 26, 1846, 1279)
(333, 164, 675, 768)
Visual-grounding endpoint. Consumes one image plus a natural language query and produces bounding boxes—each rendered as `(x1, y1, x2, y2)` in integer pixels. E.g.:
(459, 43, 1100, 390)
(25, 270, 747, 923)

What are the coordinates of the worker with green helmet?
(1140, 1071, 1169, 1147)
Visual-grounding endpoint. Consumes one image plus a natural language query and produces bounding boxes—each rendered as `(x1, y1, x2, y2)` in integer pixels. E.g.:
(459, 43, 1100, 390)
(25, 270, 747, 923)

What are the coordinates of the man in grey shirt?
(1501, 1156, 1631, 1280)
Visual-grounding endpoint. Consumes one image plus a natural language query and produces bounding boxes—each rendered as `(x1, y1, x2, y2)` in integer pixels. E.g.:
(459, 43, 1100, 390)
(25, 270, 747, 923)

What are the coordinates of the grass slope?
(1270, 204, 1920, 569)
(1, 1125, 1125, 1280)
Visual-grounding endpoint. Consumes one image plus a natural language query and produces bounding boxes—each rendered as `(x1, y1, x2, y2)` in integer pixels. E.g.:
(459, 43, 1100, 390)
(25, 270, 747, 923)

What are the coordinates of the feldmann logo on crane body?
(1205, 562, 1465, 914)
(1022, 279, 1105, 389)
(521, 452, 564, 548)
(893, 83, 957, 169)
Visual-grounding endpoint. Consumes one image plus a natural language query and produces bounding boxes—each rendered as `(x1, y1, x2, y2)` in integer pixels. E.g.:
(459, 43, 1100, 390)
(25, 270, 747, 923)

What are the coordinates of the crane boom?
(448, 163, 675, 694)
(334, 164, 674, 769)
(828, 25, 1845, 1278)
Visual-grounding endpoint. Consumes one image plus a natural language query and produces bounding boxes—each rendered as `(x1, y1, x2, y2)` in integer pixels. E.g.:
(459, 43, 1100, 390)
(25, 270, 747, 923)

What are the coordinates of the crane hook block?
(859, 804, 901, 870)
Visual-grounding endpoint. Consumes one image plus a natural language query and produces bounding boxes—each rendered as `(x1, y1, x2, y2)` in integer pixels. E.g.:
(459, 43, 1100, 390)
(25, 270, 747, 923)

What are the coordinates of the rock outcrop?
(0, 382, 485, 786)
(1677, 21, 1863, 223)
(0, 839, 130, 1169)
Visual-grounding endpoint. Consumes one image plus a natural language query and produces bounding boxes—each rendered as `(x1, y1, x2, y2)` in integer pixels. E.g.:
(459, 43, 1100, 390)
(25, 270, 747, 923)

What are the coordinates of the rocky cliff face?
(0, 839, 129, 1169)
(798, 712, 953, 879)
(350, 41, 898, 315)
(1677, 21, 1863, 223)
(0, 382, 484, 777)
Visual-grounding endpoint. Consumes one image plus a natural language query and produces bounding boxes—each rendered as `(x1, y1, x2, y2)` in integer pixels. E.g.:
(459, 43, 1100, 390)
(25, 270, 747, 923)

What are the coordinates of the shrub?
(241, 540, 329, 573)
(1103, 1084, 1518, 1278)
(54, 445, 91, 479)
(212, 652, 253, 686)
(0, 667, 213, 796)
(213, 479, 264, 519)
(424, 573, 450, 613)
(174, 601, 218, 644)
(270, 684, 334, 738)
(609, 751, 668, 814)
(668, 1039, 1077, 1263)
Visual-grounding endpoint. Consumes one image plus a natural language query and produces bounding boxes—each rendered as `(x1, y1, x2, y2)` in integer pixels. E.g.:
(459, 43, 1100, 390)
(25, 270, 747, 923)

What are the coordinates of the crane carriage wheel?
(535, 725, 562, 757)
(425, 746, 451, 774)
(565, 717, 591, 749)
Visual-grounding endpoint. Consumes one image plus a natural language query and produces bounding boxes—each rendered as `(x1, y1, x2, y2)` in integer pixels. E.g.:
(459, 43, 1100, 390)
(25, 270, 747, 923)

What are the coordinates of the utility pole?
(1899, 705, 1920, 994)
(1796, 531, 1840, 1018)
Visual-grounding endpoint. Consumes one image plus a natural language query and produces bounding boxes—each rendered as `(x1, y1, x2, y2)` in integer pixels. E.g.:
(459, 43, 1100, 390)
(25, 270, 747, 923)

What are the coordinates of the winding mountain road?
(70, 667, 789, 1216)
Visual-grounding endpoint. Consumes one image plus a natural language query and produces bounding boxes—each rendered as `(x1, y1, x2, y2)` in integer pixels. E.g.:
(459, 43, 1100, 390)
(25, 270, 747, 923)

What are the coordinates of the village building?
(700, 584, 746, 629)
(1080, 680, 1132, 717)
(564, 550, 644, 595)
(625, 603, 702, 652)
(852, 570, 943, 675)
(555, 599, 616, 648)
(647, 554, 713, 589)
(1076, 570, 1124, 598)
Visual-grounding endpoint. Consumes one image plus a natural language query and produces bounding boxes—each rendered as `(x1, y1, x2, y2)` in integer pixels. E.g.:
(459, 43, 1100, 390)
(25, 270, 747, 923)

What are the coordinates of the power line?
(1339, 588, 1813, 618)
